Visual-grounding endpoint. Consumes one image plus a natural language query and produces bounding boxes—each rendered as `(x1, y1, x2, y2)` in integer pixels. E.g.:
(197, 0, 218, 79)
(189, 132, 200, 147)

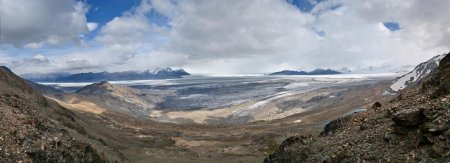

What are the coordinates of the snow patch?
(389, 55, 445, 92)
(293, 119, 302, 123)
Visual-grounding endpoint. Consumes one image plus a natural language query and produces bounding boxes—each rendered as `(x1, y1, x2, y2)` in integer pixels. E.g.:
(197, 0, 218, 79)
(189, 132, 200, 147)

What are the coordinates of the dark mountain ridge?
(22, 68, 190, 82)
(269, 68, 341, 75)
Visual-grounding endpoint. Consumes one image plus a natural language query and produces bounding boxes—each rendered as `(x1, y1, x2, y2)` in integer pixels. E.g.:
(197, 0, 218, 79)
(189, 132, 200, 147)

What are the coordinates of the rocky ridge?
(0, 66, 125, 162)
(265, 53, 450, 162)
(60, 81, 161, 118)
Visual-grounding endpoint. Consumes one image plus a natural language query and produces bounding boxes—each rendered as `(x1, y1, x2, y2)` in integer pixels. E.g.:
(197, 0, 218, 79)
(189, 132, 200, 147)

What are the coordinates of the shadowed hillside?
(0, 66, 126, 162)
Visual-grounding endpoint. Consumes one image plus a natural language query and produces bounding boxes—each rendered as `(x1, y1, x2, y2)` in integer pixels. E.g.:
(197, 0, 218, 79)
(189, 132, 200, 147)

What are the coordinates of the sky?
(0, 0, 449, 75)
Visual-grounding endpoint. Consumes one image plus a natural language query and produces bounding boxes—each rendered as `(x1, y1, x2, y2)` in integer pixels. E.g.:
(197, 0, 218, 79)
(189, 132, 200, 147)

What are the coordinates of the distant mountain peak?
(23, 67, 190, 82)
(269, 68, 341, 75)
(90, 81, 114, 90)
(77, 81, 117, 94)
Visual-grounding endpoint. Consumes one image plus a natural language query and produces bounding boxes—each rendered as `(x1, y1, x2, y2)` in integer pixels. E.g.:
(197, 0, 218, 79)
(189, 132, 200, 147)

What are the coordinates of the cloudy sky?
(0, 0, 449, 74)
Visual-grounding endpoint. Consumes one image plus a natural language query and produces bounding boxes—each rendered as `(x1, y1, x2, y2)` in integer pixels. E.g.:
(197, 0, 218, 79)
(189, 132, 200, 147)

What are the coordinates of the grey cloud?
(0, 0, 89, 47)
(8, 55, 58, 74)
(3, 0, 450, 74)
(96, 16, 152, 45)
(346, 0, 450, 49)
(162, 0, 316, 59)
(24, 55, 51, 65)
(12, 55, 53, 67)
(63, 58, 99, 71)
(148, 0, 450, 73)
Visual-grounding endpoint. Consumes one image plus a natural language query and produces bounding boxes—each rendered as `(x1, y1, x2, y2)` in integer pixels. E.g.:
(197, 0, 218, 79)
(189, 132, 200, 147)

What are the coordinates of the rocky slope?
(0, 66, 125, 162)
(265, 53, 450, 162)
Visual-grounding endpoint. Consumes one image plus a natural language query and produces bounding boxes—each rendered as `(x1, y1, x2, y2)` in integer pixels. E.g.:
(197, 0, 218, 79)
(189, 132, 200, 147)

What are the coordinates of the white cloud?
(0, 0, 90, 47)
(0, 53, 9, 66)
(149, 0, 450, 73)
(87, 22, 98, 32)
(322, 0, 450, 66)
(96, 16, 151, 45)
(347, 0, 450, 49)
(164, 0, 316, 59)
(2, 0, 450, 74)
(108, 51, 189, 72)
(9, 54, 57, 73)
(54, 44, 140, 72)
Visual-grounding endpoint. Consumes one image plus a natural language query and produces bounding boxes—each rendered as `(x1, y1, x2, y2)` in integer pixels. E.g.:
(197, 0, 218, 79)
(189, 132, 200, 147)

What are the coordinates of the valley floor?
(49, 79, 394, 162)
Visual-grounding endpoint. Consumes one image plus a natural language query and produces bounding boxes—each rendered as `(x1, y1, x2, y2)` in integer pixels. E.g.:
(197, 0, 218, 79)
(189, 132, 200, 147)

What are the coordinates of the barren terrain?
(43, 76, 394, 162)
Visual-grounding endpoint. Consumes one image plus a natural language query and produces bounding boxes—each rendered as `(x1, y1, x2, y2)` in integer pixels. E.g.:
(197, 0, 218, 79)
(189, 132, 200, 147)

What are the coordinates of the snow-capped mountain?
(386, 54, 446, 93)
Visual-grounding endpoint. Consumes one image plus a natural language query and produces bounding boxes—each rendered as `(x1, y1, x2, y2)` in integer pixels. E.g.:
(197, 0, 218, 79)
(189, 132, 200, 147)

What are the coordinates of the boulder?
(320, 115, 352, 136)
(372, 102, 382, 110)
(392, 108, 426, 126)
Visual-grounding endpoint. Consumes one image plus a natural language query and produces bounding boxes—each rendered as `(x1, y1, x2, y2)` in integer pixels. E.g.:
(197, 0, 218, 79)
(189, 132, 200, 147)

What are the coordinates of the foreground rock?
(265, 53, 450, 162)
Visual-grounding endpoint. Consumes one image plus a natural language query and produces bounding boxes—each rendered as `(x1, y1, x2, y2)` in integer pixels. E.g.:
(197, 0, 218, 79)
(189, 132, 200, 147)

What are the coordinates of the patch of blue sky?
(83, 0, 141, 40)
(288, 0, 321, 12)
(383, 22, 401, 31)
(145, 10, 171, 28)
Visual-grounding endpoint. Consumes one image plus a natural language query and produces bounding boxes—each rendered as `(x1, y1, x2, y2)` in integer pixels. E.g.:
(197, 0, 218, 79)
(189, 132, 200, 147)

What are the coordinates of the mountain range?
(22, 68, 190, 82)
(270, 65, 416, 76)
(269, 68, 342, 75)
